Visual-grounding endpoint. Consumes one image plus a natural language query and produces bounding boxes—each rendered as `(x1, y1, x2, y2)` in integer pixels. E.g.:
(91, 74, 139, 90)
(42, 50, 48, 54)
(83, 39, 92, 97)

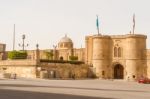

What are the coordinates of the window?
(114, 47, 117, 57)
(118, 47, 121, 57)
(114, 47, 122, 57)
(102, 71, 105, 76)
(64, 43, 68, 47)
(70, 44, 73, 48)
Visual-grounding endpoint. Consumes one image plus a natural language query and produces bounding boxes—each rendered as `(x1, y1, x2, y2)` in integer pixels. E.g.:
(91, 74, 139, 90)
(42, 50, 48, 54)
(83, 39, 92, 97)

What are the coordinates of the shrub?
(69, 56, 78, 61)
(40, 59, 84, 65)
(8, 50, 27, 59)
(44, 50, 53, 60)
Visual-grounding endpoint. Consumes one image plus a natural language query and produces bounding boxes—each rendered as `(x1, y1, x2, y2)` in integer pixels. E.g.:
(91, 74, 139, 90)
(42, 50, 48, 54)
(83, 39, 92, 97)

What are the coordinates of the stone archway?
(114, 64, 124, 79)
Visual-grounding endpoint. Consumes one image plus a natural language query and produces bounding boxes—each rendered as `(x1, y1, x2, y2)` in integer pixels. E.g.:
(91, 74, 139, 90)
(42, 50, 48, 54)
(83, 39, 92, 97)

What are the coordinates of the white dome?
(59, 35, 72, 43)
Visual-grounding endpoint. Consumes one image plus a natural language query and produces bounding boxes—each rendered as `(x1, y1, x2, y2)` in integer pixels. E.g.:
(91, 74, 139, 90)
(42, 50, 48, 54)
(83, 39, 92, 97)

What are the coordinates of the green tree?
(44, 50, 53, 60)
(8, 50, 27, 59)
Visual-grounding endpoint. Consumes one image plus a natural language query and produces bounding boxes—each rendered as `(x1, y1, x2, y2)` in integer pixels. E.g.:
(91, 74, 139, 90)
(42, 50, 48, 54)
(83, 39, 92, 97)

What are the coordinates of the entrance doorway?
(60, 56, 63, 60)
(114, 64, 124, 79)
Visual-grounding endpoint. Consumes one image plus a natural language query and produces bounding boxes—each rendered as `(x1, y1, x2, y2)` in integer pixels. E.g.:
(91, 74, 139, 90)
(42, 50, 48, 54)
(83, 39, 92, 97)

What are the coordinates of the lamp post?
(19, 34, 28, 51)
(36, 44, 39, 50)
(53, 45, 57, 60)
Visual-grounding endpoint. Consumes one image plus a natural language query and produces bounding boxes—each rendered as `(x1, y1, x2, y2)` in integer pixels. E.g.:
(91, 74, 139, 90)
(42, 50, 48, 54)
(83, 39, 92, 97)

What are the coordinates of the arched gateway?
(114, 64, 124, 79)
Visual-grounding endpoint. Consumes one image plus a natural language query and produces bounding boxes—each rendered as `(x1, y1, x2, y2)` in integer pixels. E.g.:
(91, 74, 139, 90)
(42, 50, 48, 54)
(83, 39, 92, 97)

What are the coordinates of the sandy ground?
(0, 78, 149, 99)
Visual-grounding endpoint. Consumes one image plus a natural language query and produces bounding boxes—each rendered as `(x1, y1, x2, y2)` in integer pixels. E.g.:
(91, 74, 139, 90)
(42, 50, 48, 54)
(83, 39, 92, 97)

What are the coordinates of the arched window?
(60, 56, 63, 60)
(118, 47, 121, 57)
(102, 71, 105, 76)
(114, 47, 117, 57)
(64, 43, 68, 47)
(70, 43, 73, 48)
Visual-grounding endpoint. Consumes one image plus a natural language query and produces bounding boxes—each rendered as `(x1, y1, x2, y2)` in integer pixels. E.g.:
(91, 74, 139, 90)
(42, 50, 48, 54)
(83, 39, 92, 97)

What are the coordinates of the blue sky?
(0, 0, 150, 50)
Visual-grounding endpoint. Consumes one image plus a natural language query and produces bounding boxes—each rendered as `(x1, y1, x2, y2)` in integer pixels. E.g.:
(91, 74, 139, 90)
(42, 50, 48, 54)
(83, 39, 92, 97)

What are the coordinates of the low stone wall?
(0, 60, 37, 78)
(0, 60, 95, 79)
(38, 62, 95, 79)
(0, 60, 37, 66)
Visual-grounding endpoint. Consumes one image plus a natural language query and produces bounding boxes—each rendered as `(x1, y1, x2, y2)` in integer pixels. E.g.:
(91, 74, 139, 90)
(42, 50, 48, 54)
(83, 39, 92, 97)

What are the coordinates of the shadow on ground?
(0, 88, 114, 99)
(0, 84, 147, 93)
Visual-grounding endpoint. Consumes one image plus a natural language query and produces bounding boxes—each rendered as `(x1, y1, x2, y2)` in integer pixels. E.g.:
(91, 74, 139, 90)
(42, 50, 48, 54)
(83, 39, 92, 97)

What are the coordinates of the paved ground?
(0, 78, 150, 99)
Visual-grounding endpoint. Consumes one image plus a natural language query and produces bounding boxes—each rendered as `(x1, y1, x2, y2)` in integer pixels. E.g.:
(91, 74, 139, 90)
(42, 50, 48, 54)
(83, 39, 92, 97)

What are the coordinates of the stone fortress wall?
(85, 34, 149, 81)
(92, 35, 111, 79)
(146, 50, 150, 78)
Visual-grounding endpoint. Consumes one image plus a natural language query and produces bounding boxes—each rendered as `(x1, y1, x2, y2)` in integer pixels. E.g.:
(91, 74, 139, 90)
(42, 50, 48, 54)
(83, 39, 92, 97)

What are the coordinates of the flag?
(96, 15, 99, 29)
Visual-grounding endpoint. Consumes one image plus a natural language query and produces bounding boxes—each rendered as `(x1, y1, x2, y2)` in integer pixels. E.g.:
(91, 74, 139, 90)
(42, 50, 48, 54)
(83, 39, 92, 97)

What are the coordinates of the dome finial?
(59, 34, 72, 43)
(65, 34, 67, 37)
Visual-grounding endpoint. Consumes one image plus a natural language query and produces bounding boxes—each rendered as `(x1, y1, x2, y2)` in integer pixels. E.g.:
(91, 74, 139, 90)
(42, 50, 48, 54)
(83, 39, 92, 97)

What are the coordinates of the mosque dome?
(59, 35, 73, 43)
(58, 35, 73, 49)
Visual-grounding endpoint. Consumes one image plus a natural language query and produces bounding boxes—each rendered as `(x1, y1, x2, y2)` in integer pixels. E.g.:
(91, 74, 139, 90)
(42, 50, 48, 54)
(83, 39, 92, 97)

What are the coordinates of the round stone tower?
(92, 35, 111, 79)
(125, 34, 146, 81)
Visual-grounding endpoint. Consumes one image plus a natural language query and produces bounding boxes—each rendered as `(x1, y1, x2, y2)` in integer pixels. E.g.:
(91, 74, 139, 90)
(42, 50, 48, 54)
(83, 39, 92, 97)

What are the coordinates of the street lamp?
(19, 34, 29, 51)
(36, 44, 39, 50)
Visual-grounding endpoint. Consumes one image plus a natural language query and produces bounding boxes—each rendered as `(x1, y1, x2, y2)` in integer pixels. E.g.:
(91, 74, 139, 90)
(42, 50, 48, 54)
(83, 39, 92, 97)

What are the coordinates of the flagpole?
(13, 24, 16, 51)
(97, 25, 100, 35)
(133, 14, 135, 34)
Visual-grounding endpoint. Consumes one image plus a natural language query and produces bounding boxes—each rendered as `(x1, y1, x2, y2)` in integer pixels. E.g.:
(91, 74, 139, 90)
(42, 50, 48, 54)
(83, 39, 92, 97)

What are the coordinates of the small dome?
(59, 35, 72, 43)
